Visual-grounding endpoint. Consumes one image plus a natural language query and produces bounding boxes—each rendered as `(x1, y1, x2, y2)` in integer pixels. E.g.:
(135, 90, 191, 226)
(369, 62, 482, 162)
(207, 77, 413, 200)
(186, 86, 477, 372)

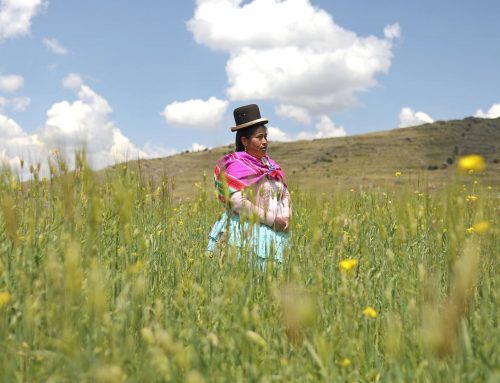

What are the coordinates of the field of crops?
(0, 154, 498, 382)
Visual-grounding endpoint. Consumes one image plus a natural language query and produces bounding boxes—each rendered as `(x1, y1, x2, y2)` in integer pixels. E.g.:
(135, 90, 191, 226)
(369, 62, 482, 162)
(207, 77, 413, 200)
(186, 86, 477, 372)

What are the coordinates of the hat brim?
(230, 117, 268, 132)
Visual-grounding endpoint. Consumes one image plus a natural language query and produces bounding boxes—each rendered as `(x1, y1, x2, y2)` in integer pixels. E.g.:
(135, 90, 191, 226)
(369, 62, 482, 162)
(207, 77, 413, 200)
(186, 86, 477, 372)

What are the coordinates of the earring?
(244, 146, 247, 153)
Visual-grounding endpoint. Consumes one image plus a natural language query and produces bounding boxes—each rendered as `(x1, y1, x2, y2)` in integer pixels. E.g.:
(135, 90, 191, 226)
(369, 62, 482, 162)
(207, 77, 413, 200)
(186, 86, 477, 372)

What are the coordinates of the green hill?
(109, 117, 500, 200)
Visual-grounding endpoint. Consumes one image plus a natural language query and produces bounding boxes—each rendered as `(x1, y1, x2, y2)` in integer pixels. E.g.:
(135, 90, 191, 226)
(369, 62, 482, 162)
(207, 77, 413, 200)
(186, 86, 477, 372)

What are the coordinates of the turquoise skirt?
(207, 212, 289, 265)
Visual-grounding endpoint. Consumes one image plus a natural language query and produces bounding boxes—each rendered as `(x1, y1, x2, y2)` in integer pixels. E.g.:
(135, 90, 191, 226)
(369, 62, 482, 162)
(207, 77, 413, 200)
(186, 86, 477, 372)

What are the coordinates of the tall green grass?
(0, 155, 498, 382)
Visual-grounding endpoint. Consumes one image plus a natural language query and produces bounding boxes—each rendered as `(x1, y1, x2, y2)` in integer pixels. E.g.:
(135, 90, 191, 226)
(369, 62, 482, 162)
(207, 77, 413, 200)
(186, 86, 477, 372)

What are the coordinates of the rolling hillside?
(108, 117, 500, 200)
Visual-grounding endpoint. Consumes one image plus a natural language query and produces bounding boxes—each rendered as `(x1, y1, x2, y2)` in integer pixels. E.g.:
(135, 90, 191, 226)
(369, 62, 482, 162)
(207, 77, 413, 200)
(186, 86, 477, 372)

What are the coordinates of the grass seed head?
(277, 284, 316, 344)
(423, 238, 481, 358)
(245, 330, 268, 350)
(95, 364, 125, 383)
(0, 195, 17, 243)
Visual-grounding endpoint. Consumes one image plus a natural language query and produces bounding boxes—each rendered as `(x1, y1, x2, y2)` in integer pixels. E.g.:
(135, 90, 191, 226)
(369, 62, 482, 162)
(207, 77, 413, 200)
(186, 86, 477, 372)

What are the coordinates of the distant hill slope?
(109, 117, 500, 200)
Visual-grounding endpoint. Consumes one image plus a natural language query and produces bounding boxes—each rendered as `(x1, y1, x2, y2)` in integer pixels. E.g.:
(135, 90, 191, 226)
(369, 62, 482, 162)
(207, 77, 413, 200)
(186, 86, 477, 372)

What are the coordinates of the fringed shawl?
(214, 151, 286, 203)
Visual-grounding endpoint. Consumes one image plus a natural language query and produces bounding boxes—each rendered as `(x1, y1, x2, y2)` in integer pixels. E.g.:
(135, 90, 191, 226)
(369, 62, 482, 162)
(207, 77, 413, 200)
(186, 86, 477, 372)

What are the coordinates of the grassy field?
(112, 116, 500, 201)
(0, 153, 499, 382)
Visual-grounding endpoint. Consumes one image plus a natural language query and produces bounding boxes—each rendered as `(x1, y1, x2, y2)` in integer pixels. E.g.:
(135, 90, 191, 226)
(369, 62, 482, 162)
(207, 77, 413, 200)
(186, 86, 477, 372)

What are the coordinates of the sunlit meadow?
(0, 152, 498, 382)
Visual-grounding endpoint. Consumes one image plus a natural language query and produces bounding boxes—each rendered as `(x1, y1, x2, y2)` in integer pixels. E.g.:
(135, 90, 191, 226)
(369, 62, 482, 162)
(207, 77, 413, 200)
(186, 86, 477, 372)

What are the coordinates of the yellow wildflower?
(395, 171, 401, 177)
(466, 195, 478, 202)
(472, 220, 491, 235)
(0, 291, 12, 309)
(466, 227, 475, 234)
(457, 154, 486, 172)
(362, 306, 377, 318)
(339, 358, 352, 367)
(339, 259, 358, 272)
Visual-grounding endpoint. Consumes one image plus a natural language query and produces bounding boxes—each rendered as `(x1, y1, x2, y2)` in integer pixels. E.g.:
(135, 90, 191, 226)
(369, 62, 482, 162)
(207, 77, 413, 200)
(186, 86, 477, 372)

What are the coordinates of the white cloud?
(0, 95, 32, 112)
(0, 74, 31, 113)
(313, 115, 347, 138)
(0, 0, 46, 40)
(475, 102, 500, 119)
(384, 23, 401, 40)
(0, 112, 39, 174)
(62, 73, 84, 89)
(267, 115, 346, 142)
(0, 150, 22, 171)
(43, 37, 68, 55)
(0, 74, 24, 92)
(275, 103, 311, 125)
(188, 0, 400, 118)
(267, 126, 292, 142)
(40, 77, 148, 167)
(190, 142, 207, 152)
(0, 74, 176, 176)
(142, 142, 177, 158)
(0, 113, 24, 137)
(11, 96, 31, 111)
(162, 97, 228, 130)
(399, 107, 434, 128)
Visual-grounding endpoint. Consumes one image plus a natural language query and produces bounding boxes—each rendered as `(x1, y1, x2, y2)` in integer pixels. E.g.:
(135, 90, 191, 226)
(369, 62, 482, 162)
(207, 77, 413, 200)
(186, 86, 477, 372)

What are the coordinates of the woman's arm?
(272, 188, 291, 232)
(281, 188, 291, 218)
(230, 191, 276, 227)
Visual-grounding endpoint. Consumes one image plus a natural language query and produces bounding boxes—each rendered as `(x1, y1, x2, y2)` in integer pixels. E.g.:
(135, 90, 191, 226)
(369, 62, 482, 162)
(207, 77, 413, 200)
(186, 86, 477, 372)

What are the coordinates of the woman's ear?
(241, 136, 248, 148)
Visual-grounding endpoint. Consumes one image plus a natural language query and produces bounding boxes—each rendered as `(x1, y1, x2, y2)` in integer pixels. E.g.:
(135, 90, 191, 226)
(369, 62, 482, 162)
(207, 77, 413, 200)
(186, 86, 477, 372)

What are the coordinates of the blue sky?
(1, 0, 499, 172)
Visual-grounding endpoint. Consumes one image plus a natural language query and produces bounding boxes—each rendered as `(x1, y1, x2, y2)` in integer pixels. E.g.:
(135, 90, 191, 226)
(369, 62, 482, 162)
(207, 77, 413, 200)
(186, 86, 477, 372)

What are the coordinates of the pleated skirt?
(207, 212, 289, 265)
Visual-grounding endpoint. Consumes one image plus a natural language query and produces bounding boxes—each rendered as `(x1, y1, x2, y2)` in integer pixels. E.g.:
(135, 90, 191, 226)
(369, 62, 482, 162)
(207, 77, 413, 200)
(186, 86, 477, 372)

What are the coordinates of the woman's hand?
(273, 217, 289, 232)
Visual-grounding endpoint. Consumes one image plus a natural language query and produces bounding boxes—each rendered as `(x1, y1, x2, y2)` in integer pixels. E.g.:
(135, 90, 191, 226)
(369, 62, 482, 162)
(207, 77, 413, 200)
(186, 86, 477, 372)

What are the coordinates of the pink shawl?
(214, 151, 286, 203)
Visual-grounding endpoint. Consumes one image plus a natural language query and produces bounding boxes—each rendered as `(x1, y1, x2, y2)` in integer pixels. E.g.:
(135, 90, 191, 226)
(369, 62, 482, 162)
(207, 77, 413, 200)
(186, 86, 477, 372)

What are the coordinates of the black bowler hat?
(230, 104, 269, 132)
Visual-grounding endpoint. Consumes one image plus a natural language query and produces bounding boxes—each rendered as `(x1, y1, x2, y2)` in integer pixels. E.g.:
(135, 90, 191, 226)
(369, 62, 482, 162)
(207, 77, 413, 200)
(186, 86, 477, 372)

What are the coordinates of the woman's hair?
(235, 124, 266, 152)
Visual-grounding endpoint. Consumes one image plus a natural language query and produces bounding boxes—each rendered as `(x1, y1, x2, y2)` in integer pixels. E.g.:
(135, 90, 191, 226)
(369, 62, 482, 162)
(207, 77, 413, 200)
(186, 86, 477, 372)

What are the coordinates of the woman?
(207, 104, 291, 267)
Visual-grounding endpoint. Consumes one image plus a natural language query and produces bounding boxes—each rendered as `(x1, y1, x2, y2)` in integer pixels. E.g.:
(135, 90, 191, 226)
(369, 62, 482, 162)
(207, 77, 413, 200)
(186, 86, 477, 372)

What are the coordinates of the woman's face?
(242, 126, 268, 159)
